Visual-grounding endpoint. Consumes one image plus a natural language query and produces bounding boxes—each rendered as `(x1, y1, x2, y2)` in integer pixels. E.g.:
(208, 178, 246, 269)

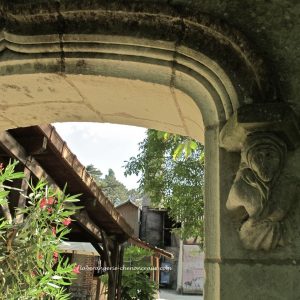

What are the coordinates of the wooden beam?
(0, 131, 55, 185)
(0, 127, 119, 247)
(116, 245, 124, 300)
(73, 210, 106, 244)
(91, 242, 105, 259)
(13, 136, 48, 155)
(0, 131, 120, 248)
(38, 125, 134, 239)
(155, 256, 160, 285)
(15, 167, 31, 224)
(129, 236, 173, 259)
(95, 278, 101, 300)
(101, 229, 117, 300)
(111, 241, 120, 299)
(86, 197, 132, 242)
(100, 229, 113, 273)
(150, 255, 154, 281)
(0, 188, 12, 223)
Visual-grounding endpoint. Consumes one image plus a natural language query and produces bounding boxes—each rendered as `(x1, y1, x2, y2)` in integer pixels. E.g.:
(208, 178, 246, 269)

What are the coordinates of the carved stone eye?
(253, 149, 280, 164)
(265, 152, 271, 158)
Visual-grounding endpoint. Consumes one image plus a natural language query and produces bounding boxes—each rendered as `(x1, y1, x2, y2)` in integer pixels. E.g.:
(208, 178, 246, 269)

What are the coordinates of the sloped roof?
(129, 236, 174, 259)
(3, 124, 133, 241)
(0, 124, 175, 258)
(116, 199, 141, 210)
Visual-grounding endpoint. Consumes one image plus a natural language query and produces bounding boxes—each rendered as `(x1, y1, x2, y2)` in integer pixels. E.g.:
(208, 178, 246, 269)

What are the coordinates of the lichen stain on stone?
(25, 93, 34, 99)
(48, 86, 56, 93)
(1, 84, 21, 92)
(76, 60, 86, 68)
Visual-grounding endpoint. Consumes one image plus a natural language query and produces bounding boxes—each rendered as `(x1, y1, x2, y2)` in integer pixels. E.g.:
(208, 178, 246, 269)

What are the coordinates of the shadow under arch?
(0, 3, 275, 299)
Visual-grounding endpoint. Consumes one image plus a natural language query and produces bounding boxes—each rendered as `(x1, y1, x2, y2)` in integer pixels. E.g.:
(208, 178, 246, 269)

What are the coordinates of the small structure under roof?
(116, 199, 141, 237)
(59, 241, 99, 256)
(0, 124, 174, 300)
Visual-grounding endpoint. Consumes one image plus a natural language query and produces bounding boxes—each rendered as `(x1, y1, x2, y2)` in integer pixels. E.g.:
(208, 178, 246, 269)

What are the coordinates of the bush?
(101, 245, 158, 300)
(0, 161, 81, 299)
(121, 245, 158, 300)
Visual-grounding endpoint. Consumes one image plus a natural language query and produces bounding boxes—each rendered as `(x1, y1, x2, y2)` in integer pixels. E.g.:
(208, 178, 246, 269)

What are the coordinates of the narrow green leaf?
(189, 140, 198, 150)
(173, 143, 184, 160)
(163, 132, 170, 141)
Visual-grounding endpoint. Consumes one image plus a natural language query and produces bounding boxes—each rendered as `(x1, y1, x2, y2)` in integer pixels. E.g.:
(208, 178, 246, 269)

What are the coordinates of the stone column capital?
(220, 103, 300, 151)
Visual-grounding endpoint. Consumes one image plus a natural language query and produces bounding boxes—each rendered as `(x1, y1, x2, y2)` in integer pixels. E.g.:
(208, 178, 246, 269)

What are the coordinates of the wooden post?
(95, 278, 101, 300)
(110, 241, 120, 300)
(150, 255, 154, 281)
(155, 256, 160, 285)
(154, 255, 160, 300)
(101, 230, 116, 300)
(116, 245, 124, 300)
(15, 167, 31, 224)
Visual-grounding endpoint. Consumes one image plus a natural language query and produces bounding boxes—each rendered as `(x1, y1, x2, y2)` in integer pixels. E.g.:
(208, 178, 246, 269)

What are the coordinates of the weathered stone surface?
(0, 0, 274, 110)
(220, 262, 300, 300)
(227, 133, 299, 251)
(2, 1, 300, 112)
(1, 1, 300, 299)
(220, 103, 300, 151)
(220, 104, 300, 252)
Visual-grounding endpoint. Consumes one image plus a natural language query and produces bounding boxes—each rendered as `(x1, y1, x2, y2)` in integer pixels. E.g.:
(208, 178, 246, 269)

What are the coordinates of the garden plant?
(0, 161, 81, 299)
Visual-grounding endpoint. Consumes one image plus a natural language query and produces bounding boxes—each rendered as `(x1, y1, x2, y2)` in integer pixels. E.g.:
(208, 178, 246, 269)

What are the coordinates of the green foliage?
(86, 165, 141, 206)
(122, 246, 158, 300)
(124, 130, 205, 243)
(0, 161, 81, 300)
(102, 169, 130, 206)
(101, 246, 157, 299)
(86, 164, 103, 186)
(127, 188, 143, 205)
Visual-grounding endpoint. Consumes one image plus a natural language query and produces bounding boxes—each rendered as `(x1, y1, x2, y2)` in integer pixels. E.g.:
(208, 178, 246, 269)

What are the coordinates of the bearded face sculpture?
(226, 133, 296, 251)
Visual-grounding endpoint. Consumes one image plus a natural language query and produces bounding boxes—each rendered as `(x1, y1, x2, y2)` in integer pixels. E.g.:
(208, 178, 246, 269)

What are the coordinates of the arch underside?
(0, 33, 239, 144)
(0, 7, 270, 142)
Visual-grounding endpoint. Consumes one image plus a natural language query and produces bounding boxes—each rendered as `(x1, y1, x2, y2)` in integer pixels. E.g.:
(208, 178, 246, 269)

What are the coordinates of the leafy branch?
(0, 161, 81, 299)
(124, 130, 204, 243)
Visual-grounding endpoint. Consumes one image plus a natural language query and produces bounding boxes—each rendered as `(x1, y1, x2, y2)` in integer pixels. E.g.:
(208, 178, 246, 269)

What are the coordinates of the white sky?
(53, 122, 146, 190)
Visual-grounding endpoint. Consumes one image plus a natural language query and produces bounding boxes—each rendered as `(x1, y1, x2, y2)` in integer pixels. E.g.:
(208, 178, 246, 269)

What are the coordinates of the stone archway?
(1, 2, 299, 299)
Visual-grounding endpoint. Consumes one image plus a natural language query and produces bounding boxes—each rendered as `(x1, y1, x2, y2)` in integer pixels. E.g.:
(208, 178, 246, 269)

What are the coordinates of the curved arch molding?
(0, 2, 274, 143)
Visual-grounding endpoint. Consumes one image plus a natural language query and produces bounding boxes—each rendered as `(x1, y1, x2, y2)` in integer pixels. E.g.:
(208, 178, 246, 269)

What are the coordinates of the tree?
(124, 129, 205, 243)
(0, 161, 80, 299)
(102, 169, 130, 206)
(86, 164, 103, 186)
(127, 188, 143, 206)
(86, 165, 138, 205)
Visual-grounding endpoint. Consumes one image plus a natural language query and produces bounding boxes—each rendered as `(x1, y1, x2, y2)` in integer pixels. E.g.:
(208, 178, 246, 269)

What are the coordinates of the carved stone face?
(249, 146, 281, 182)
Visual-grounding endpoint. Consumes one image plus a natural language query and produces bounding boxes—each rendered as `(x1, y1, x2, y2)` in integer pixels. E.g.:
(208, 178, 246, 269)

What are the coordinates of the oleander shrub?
(0, 161, 81, 300)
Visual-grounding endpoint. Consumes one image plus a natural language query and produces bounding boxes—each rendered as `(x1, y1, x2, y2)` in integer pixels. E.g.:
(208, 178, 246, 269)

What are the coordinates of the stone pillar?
(205, 104, 300, 300)
(204, 126, 221, 300)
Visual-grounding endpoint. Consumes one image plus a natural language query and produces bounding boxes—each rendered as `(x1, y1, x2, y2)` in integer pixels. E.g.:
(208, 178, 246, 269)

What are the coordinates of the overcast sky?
(53, 122, 147, 190)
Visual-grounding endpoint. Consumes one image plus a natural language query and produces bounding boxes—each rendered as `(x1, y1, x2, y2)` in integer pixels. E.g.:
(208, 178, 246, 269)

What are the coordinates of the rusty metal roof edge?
(129, 236, 174, 259)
